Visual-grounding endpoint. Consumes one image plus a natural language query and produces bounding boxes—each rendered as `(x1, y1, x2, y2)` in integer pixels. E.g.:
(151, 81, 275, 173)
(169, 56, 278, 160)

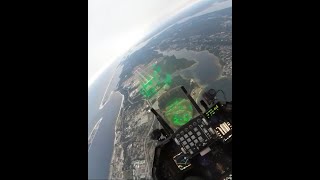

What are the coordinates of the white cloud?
(88, 0, 199, 85)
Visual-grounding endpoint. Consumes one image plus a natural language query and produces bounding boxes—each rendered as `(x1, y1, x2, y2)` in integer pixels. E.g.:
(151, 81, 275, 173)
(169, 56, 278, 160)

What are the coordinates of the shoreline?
(108, 91, 125, 179)
(99, 66, 119, 110)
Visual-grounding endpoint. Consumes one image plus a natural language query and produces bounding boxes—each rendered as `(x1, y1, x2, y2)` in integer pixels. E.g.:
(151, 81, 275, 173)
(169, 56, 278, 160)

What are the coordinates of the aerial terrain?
(88, 0, 232, 179)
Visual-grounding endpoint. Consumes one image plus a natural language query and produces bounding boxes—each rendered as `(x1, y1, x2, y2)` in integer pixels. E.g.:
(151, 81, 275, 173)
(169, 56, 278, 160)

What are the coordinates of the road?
(143, 111, 155, 176)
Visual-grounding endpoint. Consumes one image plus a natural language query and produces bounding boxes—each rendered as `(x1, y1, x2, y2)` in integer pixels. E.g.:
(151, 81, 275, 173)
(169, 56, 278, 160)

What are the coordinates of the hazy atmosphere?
(88, 0, 198, 85)
(89, 0, 232, 179)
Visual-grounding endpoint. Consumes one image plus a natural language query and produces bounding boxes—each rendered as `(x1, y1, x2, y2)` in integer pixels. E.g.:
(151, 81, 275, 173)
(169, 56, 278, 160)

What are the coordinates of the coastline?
(108, 91, 125, 179)
(88, 91, 124, 179)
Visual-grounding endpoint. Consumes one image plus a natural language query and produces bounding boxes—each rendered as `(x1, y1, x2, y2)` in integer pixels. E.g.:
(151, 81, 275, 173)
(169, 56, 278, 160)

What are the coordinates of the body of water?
(88, 62, 122, 136)
(88, 59, 124, 179)
(158, 49, 232, 101)
(88, 91, 123, 179)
